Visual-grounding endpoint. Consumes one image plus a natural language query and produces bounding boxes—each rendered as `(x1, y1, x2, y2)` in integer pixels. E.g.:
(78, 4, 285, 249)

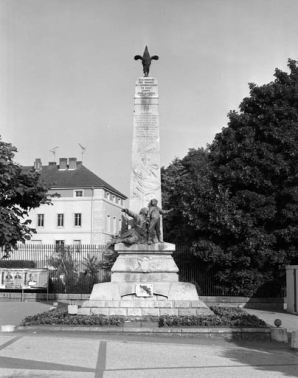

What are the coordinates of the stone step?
(78, 298, 214, 317)
(78, 305, 213, 317)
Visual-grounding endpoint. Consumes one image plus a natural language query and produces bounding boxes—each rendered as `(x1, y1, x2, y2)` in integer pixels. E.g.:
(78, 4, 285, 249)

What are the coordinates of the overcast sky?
(1, 0, 298, 197)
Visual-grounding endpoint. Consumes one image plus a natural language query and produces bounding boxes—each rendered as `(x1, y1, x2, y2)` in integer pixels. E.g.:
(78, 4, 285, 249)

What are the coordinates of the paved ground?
(245, 308, 298, 333)
(0, 300, 54, 327)
(0, 301, 297, 377)
(0, 331, 298, 377)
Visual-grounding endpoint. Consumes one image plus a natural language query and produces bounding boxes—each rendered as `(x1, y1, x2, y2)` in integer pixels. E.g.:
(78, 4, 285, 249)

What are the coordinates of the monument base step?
(78, 299, 213, 317)
(78, 281, 214, 317)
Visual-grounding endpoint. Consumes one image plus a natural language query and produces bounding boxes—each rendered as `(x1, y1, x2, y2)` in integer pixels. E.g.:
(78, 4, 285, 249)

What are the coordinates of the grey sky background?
(1, 0, 298, 197)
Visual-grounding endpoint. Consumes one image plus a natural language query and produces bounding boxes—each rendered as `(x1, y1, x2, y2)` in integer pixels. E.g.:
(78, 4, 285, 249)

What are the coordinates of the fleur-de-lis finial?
(134, 46, 159, 77)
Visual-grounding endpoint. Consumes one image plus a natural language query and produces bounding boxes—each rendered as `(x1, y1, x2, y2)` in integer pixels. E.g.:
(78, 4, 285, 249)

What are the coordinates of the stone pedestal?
(79, 243, 212, 317)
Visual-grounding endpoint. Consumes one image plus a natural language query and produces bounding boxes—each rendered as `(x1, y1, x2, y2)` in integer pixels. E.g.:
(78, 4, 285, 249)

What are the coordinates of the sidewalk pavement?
(1, 300, 297, 377)
(0, 329, 298, 377)
(0, 300, 54, 327)
(244, 308, 298, 333)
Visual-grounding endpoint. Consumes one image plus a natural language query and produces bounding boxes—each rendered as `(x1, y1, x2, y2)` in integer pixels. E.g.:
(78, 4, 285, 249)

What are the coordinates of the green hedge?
(159, 306, 267, 327)
(21, 306, 124, 326)
(0, 260, 36, 269)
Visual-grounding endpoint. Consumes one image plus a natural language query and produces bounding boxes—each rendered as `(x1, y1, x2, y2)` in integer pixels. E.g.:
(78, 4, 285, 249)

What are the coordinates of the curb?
(14, 325, 272, 340)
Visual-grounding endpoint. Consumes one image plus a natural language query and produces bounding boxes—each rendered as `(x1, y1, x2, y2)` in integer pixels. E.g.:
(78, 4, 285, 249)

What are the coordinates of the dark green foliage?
(21, 305, 124, 326)
(48, 277, 66, 294)
(47, 250, 109, 294)
(0, 138, 50, 255)
(159, 306, 267, 327)
(82, 254, 102, 276)
(162, 59, 298, 296)
(0, 260, 36, 268)
(47, 246, 79, 292)
(161, 148, 210, 244)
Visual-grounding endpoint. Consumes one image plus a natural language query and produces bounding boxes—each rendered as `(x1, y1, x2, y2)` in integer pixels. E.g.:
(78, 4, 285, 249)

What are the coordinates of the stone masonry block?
(155, 296, 167, 301)
(191, 300, 207, 308)
(81, 301, 91, 308)
(153, 301, 173, 308)
(137, 301, 155, 308)
(127, 308, 142, 316)
(91, 308, 109, 316)
(119, 301, 135, 308)
(174, 301, 190, 308)
(77, 308, 91, 315)
(82, 301, 106, 308)
(141, 308, 160, 317)
(109, 308, 127, 316)
(160, 308, 179, 316)
(105, 301, 119, 307)
(178, 309, 197, 316)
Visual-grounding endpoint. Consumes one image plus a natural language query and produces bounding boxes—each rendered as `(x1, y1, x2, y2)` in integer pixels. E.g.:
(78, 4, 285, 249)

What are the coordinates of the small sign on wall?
(136, 284, 153, 297)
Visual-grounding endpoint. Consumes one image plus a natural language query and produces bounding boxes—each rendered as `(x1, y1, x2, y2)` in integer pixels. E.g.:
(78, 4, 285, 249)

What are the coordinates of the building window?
(118, 218, 122, 232)
(107, 215, 111, 232)
(74, 213, 82, 226)
(74, 190, 83, 197)
(57, 214, 64, 227)
(73, 240, 81, 252)
(37, 214, 44, 227)
(55, 240, 65, 251)
(112, 195, 115, 202)
(121, 199, 124, 206)
(106, 192, 110, 200)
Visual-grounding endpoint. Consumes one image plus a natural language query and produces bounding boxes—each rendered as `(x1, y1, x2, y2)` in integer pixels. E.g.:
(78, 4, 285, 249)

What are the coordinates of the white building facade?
(26, 158, 127, 246)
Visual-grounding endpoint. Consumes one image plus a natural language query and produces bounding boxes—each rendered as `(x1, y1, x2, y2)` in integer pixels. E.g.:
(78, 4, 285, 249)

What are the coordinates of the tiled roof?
(25, 164, 127, 198)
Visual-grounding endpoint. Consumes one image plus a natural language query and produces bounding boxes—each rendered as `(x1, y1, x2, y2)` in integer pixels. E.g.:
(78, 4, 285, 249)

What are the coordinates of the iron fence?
(172, 245, 286, 297)
(1, 244, 107, 294)
(0, 244, 286, 296)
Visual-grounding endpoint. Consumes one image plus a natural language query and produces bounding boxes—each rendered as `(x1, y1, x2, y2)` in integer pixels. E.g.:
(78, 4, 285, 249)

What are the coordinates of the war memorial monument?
(79, 47, 212, 317)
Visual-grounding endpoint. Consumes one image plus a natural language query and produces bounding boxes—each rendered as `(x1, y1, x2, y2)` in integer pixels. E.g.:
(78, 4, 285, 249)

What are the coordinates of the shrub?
(159, 306, 267, 327)
(0, 260, 36, 269)
(21, 305, 125, 326)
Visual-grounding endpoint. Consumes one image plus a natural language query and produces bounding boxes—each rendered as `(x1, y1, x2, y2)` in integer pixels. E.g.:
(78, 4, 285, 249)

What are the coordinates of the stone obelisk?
(129, 76, 161, 212)
(78, 47, 212, 318)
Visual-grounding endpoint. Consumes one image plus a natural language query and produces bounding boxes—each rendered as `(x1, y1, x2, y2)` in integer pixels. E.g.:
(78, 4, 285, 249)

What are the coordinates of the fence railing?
(0, 244, 285, 297)
(1, 244, 106, 294)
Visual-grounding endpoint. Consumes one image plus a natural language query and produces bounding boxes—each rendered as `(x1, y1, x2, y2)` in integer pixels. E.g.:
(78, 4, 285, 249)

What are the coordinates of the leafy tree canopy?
(0, 138, 50, 253)
(162, 59, 298, 295)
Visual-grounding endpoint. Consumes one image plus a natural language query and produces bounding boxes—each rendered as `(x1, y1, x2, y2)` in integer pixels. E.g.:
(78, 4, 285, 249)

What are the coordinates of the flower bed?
(21, 306, 124, 327)
(158, 306, 267, 327)
(21, 305, 267, 328)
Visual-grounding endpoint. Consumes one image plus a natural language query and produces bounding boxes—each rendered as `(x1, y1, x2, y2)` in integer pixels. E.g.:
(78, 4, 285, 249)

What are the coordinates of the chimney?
(76, 161, 82, 167)
(34, 158, 42, 171)
(59, 158, 67, 170)
(69, 157, 77, 170)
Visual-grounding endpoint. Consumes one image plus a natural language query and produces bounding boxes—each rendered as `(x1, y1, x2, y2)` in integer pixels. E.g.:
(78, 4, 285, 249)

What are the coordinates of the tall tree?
(162, 59, 298, 296)
(0, 138, 50, 254)
(161, 147, 210, 244)
(205, 59, 298, 294)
